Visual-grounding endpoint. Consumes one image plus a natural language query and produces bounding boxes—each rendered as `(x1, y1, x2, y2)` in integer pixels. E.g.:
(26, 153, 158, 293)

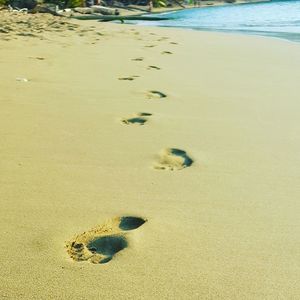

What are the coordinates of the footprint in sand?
(147, 90, 167, 99)
(157, 37, 169, 42)
(147, 65, 161, 70)
(28, 56, 45, 60)
(122, 113, 152, 125)
(118, 76, 139, 81)
(170, 42, 178, 45)
(17, 33, 37, 37)
(66, 216, 146, 264)
(161, 51, 173, 55)
(145, 45, 157, 48)
(154, 148, 193, 171)
(131, 57, 144, 61)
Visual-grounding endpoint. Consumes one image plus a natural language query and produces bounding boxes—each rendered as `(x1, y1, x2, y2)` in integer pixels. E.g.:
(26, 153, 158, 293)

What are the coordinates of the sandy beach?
(1, 11, 300, 299)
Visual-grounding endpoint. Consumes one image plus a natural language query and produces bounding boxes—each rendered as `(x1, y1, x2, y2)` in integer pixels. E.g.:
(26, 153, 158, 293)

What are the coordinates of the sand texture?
(1, 11, 300, 299)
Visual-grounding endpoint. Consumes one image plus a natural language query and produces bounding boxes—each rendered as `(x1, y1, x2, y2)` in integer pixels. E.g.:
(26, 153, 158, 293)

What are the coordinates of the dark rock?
(9, 0, 37, 9)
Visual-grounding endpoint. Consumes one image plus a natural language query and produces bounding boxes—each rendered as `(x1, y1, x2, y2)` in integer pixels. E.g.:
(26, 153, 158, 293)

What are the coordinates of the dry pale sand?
(1, 12, 300, 299)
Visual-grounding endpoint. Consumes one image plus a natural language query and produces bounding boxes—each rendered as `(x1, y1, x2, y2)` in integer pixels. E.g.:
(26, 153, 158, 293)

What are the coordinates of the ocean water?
(133, 0, 300, 42)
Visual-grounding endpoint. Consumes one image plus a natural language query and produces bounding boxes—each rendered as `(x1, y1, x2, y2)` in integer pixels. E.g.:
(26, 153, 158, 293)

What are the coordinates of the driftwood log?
(30, 6, 62, 16)
(73, 5, 119, 15)
(91, 5, 119, 15)
(73, 7, 93, 14)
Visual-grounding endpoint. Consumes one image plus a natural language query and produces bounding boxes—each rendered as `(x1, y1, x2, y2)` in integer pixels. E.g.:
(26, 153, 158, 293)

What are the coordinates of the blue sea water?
(133, 0, 300, 42)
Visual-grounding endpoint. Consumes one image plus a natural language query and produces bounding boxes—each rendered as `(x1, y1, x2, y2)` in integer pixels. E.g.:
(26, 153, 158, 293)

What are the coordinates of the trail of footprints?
(119, 36, 192, 171)
(66, 34, 191, 265)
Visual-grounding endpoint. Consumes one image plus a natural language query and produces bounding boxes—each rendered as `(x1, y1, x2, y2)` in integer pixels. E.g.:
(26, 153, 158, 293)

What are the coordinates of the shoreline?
(121, 0, 299, 44)
(126, 0, 272, 15)
(1, 10, 300, 300)
(72, 0, 273, 18)
(132, 25, 300, 44)
(148, 0, 272, 14)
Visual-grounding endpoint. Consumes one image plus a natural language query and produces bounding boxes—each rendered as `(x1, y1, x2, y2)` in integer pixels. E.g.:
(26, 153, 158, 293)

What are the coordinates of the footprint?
(154, 148, 193, 171)
(147, 90, 167, 99)
(118, 76, 139, 81)
(147, 65, 161, 70)
(122, 112, 152, 125)
(131, 57, 144, 61)
(145, 45, 157, 48)
(66, 216, 146, 264)
(157, 37, 169, 42)
(170, 42, 178, 45)
(119, 77, 134, 81)
(28, 56, 45, 60)
(161, 51, 173, 55)
(17, 33, 37, 37)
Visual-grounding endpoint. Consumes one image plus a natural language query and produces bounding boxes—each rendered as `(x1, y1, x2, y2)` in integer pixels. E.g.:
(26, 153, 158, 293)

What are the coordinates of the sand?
(1, 11, 300, 299)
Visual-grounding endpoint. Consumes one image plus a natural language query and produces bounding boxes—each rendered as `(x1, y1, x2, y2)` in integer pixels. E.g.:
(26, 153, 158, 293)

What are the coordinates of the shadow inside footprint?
(148, 90, 167, 99)
(139, 112, 152, 116)
(29, 56, 45, 60)
(119, 216, 146, 231)
(119, 77, 135, 81)
(148, 65, 161, 70)
(132, 57, 144, 61)
(87, 235, 127, 261)
(122, 117, 147, 125)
